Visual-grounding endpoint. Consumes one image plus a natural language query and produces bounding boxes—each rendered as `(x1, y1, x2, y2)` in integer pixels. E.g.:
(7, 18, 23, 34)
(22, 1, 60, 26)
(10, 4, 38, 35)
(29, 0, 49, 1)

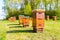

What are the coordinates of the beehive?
(53, 16, 56, 21)
(46, 15, 49, 20)
(32, 9, 45, 32)
(8, 18, 11, 21)
(19, 15, 24, 25)
(8, 17, 16, 22)
(13, 17, 16, 21)
(23, 16, 30, 27)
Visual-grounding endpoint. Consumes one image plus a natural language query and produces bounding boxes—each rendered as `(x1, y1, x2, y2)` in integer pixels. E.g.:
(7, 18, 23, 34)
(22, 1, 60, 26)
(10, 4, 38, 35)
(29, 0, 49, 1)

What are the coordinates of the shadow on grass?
(9, 26, 23, 28)
(8, 24, 19, 26)
(7, 30, 34, 33)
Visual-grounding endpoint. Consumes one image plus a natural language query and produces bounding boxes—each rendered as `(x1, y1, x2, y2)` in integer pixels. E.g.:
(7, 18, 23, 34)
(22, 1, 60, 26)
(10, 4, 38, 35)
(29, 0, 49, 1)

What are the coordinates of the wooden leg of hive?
(33, 26, 36, 32)
(36, 28, 43, 33)
(23, 25, 29, 27)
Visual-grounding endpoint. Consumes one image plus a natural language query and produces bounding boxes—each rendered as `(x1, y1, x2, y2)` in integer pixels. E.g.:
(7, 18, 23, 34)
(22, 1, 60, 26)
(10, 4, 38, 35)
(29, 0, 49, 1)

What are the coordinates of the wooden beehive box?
(13, 17, 16, 21)
(46, 15, 49, 20)
(8, 17, 16, 22)
(19, 15, 24, 25)
(23, 16, 30, 27)
(53, 16, 56, 21)
(8, 18, 11, 21)
(32, 9, 45, 32)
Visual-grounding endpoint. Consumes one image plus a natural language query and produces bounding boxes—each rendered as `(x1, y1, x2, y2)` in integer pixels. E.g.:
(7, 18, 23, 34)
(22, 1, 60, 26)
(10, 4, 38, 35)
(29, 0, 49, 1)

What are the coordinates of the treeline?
(5, 0, 60, 19)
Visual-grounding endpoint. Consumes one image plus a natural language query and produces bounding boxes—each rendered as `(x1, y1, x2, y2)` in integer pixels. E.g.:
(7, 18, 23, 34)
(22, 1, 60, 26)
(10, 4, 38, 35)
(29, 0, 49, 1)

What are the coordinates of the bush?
(45, 10, 60, 20)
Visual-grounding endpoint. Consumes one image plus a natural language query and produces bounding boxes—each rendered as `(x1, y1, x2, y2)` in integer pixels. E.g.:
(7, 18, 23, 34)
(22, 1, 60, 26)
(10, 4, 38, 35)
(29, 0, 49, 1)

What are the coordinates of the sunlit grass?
(0, 20, 60, 40)
(0, 21, 6, 40)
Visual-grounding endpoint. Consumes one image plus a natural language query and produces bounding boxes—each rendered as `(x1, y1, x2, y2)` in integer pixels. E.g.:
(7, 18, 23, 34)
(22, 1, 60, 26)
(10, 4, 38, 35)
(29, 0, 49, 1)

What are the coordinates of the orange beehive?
(53, 16, 56, 21)
(13, 17, 16, 22)
(32, 9, 45, 32)
(19, 15, 24, 25)
(23, 16, 30, 27)
(46, 15, 49, 20)
(29, 17, 32, 20)
(8, 17, 16, 22)
(8, 18, 11, 21)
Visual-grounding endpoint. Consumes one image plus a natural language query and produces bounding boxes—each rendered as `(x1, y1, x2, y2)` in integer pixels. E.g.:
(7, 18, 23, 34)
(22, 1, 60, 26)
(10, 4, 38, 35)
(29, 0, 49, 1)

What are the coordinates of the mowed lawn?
(0, 20, 60, 40)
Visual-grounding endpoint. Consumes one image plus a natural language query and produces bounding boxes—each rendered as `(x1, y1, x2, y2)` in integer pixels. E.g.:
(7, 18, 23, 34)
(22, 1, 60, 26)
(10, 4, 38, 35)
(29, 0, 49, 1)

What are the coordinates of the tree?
(30, 0, 41, 10)
(5, 0, 21, 18)
(24, 3, 32, 16)
(5, 0, 60, 19)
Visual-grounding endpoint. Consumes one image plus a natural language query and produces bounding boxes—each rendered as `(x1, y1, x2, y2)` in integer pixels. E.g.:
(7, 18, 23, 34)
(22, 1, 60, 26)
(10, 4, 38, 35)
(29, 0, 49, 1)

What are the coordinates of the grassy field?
(0, 20, 6, 40)
(0, 20, 60, 40)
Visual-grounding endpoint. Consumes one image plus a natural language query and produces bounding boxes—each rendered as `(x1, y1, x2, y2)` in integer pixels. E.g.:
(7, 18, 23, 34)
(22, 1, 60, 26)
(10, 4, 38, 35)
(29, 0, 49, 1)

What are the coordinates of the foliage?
(0, 21, 6, 40)
(24, 3, 32, 16)
(5, 0, 60, 19)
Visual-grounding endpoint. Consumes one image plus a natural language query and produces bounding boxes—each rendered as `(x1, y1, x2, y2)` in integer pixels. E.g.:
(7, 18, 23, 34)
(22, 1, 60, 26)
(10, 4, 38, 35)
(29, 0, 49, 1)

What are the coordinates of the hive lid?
(19, 15, 24, 16)
(32, 9, 45, 13)
(23, 16, 29, 18)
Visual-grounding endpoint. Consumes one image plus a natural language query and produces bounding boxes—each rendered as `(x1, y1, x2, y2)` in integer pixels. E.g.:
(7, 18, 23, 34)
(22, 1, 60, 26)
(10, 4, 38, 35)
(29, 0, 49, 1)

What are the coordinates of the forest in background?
(4, 0, 60, 19)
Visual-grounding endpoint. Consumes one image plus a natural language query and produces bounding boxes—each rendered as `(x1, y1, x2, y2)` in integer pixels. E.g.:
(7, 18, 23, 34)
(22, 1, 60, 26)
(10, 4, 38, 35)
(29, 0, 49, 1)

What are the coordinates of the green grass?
(0, 20, 60, 40)
(0, 20, 6, 40)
